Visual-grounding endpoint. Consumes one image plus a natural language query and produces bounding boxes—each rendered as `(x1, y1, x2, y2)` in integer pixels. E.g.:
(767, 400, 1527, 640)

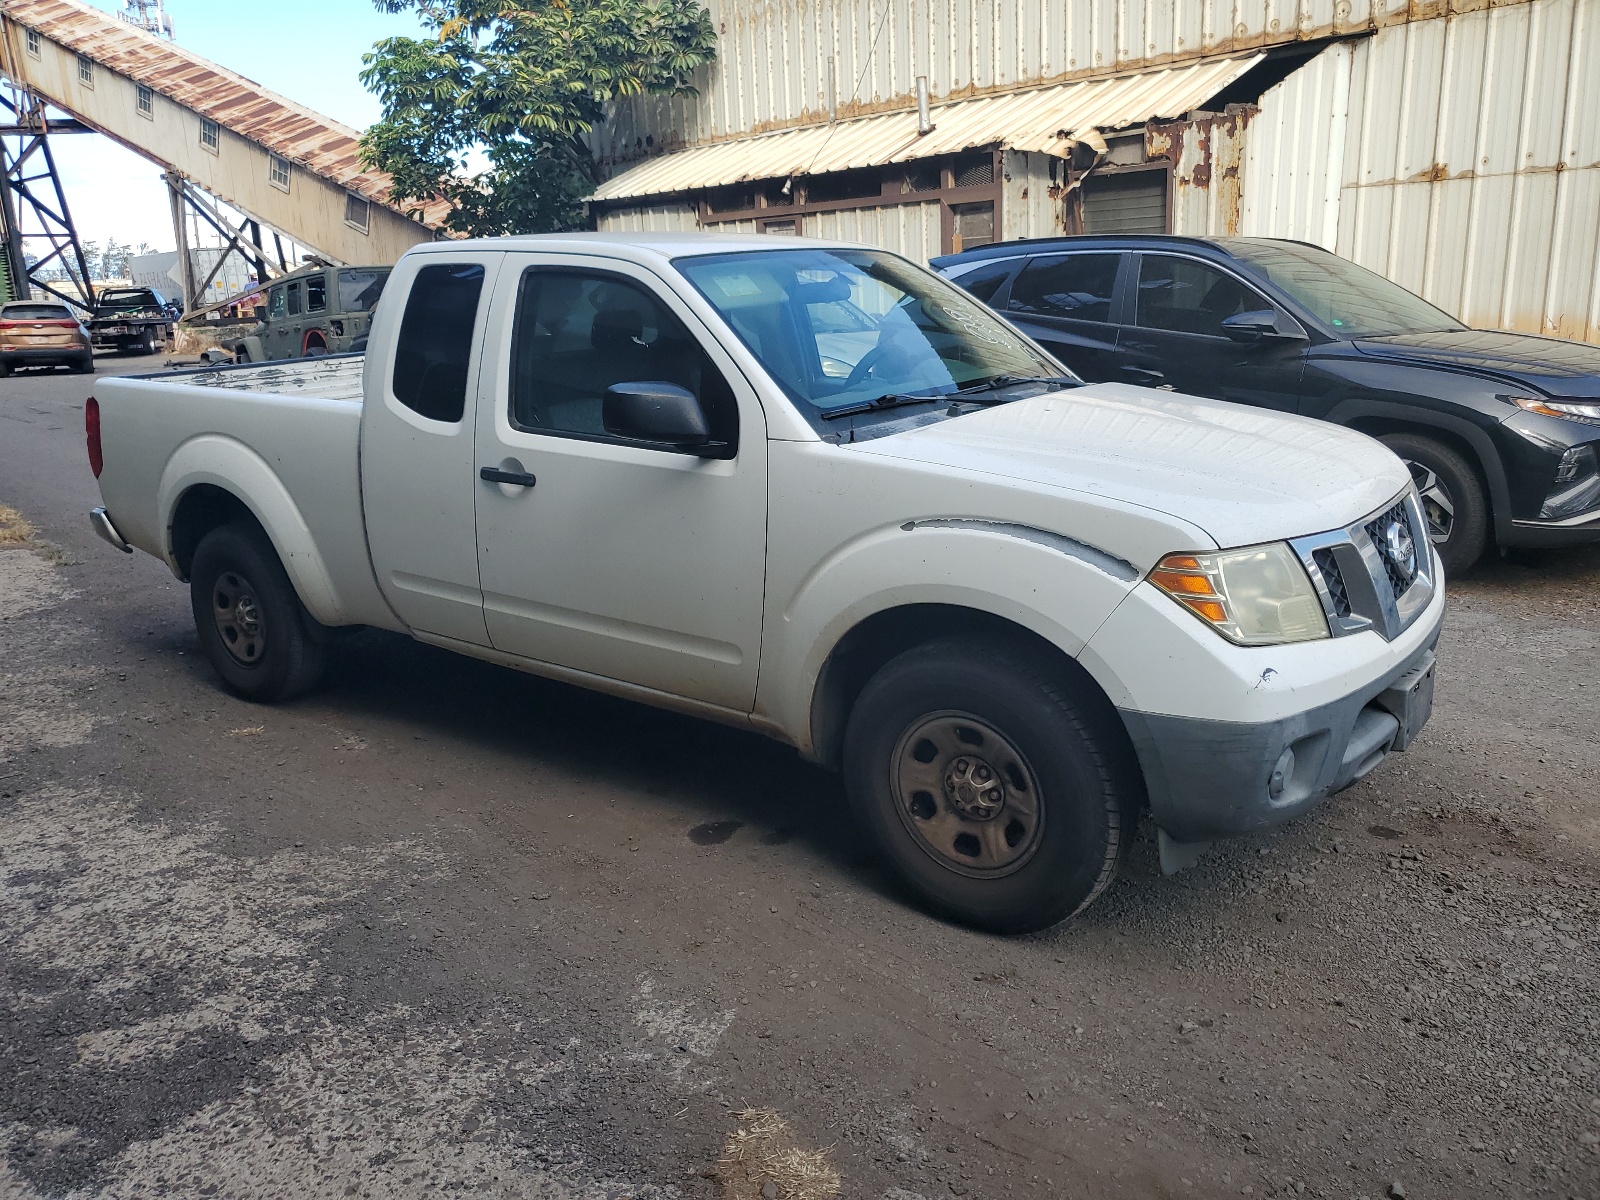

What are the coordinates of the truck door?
(283, 281, 305, 357)
(360, 250, 504, 645)
(471, 255, 769, 712)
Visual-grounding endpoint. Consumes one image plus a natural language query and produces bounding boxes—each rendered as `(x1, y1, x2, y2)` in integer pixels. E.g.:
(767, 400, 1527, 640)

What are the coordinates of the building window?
(804, 167, 882, 204)
(25, 29, 40, 58)
(269, 154, 291, 192)
(77, 54, 93, 87)
(952, 153, 994, 188)
(950, 201, 995, 253)
(199, 117, 219, 153)
(136, 85, 154, 118)
(344, 193, 371, 233)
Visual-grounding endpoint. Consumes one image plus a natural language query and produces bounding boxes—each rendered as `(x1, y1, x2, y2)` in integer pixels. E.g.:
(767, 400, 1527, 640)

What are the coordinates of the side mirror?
(1221, 309, 1305, 343)
(603, 381, 731, 458)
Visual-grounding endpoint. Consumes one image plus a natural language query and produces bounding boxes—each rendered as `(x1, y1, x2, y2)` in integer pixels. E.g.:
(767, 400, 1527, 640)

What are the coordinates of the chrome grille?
(1292, 489, 1437, 643)
(1312, 547, 1351, 617)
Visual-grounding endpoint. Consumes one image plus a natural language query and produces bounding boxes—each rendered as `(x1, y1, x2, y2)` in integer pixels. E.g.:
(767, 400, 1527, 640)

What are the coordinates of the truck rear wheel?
(190, 523, 326, 703)
(841, 635, 1139, 933)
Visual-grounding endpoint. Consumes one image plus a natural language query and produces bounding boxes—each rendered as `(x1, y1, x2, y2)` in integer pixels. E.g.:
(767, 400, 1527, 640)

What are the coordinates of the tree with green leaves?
(359, 0, 716, 237)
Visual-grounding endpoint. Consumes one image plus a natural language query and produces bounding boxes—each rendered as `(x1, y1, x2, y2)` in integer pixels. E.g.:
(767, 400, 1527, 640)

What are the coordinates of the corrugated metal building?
(592, 0, 1600, 344)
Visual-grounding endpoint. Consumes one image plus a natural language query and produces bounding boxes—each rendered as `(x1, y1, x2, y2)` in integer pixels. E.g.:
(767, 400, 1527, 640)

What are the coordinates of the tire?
(190, 523, 326, 703)
(72, 353, 94, 375)
(841, 635, 1141, 934)
(0, 360, 11, 378)
(1378, 432, 1489, 575)
(139, 329, 158, 356)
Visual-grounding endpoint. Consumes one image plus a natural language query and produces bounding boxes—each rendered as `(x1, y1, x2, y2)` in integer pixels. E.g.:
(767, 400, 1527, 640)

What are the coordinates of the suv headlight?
(1150, 543, 1329, 646)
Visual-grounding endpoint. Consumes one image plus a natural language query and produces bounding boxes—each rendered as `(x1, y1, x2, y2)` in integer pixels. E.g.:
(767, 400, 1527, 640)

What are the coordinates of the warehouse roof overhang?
(591, 53, 1264, 205)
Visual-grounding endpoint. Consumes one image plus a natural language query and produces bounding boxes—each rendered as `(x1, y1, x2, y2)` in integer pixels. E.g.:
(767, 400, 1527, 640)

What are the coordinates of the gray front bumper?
(1119, 633, 1440, 850)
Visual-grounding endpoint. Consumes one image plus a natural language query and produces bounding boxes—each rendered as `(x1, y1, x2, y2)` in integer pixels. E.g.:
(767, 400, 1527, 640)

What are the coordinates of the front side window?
(266, 286, 286, 321)
(1008, 253, 1121, 323)
(678, 248, 1063, 426)
(1134, 255, 1264, 338)
(338, 268, 387, 312)
(305, 274, 327, 313)
(509, 270, 737, 446)
(390, 263, 485, 423)
(1222, 239, 1465, 338)
(947, 258, 1019, 305)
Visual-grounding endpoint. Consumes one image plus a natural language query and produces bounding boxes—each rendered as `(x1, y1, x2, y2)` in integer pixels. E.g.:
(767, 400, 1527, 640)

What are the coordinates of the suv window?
(949, 258, 1019, 304)
(510, 269, 736, 447)
(339, 268, 388, 312)
(391, 263, 486, 423)
(1008, 254, 1121, 323)
(3, 304, 72, 321)
(1134, 255, 1263, 338)
(306, 274, 327, 313)
(286, 282, 303, 317)
(266, 287, 286, 321)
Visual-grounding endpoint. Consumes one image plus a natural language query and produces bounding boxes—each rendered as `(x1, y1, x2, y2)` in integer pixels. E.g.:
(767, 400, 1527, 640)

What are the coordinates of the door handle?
(1120, 365, 1165, 384)
(480, 466, 537, 488)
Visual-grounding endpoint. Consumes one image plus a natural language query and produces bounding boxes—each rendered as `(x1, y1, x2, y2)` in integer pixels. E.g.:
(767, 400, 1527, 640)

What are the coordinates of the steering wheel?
(840, 343, 889, 392)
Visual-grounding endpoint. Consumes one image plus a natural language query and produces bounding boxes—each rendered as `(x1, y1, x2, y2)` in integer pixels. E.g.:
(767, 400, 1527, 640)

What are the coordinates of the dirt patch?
(0, 503, 37, 545)
(715, 1109, 840, 1200)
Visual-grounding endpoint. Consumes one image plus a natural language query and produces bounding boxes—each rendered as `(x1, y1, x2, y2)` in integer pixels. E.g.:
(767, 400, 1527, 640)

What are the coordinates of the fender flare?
(1324, 397, 1512, 536)
(157, 434, 349, 626)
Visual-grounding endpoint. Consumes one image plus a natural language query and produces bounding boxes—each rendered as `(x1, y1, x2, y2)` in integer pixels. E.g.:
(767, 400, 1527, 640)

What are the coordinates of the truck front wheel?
(841, 635, 1140, 934)
(190, 523, 326, 702)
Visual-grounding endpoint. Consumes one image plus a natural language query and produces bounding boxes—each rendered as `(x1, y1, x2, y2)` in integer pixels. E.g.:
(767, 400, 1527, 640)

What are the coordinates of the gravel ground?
(1, 360, 1597, 1200)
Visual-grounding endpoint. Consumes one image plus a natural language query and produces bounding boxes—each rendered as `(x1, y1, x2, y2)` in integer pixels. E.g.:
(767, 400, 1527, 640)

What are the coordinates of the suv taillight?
(86, 396, 103, 478)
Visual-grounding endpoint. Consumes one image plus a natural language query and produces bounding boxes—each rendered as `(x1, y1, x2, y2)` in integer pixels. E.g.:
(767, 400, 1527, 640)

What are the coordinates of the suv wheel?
(842, 635, 1140, 933)
(1378, 433, 1489, 574)
(190, 523, 327, 702)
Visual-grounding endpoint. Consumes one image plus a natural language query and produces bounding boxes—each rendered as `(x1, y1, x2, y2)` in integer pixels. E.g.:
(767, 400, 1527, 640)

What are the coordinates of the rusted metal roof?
(0, 0, 450, 227)
(592, 53, 1262, 204)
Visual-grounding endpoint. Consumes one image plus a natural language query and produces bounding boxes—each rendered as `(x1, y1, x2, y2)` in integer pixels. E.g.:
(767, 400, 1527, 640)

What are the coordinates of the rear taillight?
(86, 396, 103, 478)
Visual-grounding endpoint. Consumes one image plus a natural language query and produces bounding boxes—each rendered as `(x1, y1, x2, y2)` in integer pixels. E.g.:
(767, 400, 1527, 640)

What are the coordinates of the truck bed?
(92, 352, 395, 629)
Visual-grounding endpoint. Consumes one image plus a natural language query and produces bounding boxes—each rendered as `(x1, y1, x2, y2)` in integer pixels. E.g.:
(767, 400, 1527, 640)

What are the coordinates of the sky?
(49, 0, 427, 255)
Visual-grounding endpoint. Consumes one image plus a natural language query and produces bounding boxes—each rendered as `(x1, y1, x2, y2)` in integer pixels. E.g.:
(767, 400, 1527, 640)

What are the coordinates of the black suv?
(934, 236, 1600, 572)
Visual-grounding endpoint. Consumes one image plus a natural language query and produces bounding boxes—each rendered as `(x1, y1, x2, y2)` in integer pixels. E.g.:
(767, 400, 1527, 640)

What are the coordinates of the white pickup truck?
(86, 233, 1443, 932)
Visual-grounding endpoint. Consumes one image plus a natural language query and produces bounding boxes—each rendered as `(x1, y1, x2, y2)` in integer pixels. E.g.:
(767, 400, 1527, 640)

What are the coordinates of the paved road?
(2, 358, 1597, 1200)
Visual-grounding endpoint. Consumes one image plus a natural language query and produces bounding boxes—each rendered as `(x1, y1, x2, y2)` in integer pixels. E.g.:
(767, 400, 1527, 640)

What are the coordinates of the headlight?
(1540, 444, 1600, 520)
(1508, 395, 1600, 426)
(1149, 543, 1329, 646)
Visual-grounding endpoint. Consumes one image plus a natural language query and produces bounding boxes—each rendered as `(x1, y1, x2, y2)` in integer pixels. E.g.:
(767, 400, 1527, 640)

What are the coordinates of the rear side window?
(948, 258, 1018, 304)
(1008, 254, 1121, 323)
(306, 275, 327, 313)
(286, 282, 303, 317)
(509, 269, 736, 445)
(392, 263, 486, 423)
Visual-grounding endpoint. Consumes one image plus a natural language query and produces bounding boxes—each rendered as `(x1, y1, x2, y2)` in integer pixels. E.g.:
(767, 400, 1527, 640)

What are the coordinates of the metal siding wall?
(805, 201, 944, 260)
(594, 0, 1392, 167)
(1001, 150, 1068, 241)
(596, 204, 701, 233)
(1236, 0, 1600, 344)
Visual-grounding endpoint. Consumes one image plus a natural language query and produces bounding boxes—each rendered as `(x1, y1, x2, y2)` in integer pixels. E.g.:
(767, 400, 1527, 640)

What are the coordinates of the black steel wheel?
(190, 522, 326, 702)
(1379, 432, 1489, 575)
(842, 634, 1141, 933)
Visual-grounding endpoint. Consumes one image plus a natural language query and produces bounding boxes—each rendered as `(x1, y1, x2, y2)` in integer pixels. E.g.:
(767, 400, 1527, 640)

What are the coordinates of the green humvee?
(229, 262, 391, 363)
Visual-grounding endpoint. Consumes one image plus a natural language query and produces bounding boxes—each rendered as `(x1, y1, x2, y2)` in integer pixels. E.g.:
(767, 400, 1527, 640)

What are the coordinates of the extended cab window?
(1134, 255, 1262, 338)
(509, 270, 736, 446)
(391, 263, 486, 423)
(1008, 254, 1121, 322)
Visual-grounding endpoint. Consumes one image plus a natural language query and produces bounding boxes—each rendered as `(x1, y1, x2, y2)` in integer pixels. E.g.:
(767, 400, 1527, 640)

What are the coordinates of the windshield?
(338, 268, 389, 313)
(1223, 240, 1465, 338)
(3, 304, 72, 321)
(675, 248, 1066, 421)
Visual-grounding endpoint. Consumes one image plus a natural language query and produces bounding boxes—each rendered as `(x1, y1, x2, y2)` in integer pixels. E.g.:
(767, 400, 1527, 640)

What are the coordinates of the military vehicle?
(228, 261, 390, 363)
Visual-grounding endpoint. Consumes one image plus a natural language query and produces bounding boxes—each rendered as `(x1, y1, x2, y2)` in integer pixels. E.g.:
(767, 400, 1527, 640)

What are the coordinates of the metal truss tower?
(117, 0, 174, 39)
(0, 89, 96, 310)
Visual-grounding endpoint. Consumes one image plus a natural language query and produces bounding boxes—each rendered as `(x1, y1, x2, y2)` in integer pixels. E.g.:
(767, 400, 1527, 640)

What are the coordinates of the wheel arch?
(158, 436, 350, 625)
(807, 602, 1130, 772)
(1330, 400, 1511, 538)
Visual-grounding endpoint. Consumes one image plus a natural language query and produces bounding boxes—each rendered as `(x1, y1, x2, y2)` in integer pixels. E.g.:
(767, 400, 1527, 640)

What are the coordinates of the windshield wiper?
(819, 375, 1079, 420)
(818, 392, 949, 419)
(951, 374, 1079, 401)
